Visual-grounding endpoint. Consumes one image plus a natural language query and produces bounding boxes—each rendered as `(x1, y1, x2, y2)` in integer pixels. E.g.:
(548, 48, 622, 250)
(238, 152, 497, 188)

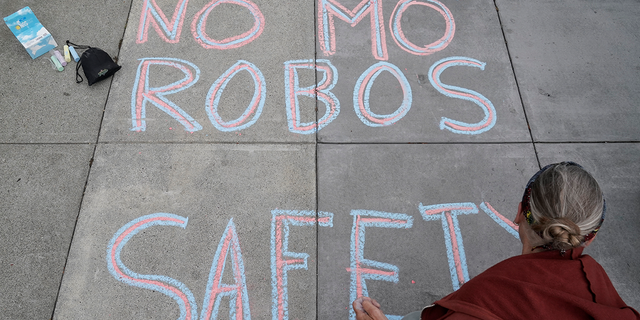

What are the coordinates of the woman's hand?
(353, 297, 389, 320)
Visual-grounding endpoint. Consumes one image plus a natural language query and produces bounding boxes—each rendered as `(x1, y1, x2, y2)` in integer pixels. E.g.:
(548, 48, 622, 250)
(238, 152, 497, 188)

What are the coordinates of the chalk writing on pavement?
(107, 202, 518, 320)
(130, 0, 497, 135)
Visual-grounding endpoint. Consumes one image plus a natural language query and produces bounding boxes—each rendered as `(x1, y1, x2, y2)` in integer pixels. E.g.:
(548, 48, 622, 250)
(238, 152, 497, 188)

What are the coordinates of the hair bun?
(541, 218, 582, 250)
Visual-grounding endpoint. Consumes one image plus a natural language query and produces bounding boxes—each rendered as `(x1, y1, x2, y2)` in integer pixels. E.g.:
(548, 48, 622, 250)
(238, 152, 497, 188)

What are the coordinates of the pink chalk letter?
(318, 0, 388, 60)
(284, 59, 340, 134)
(348, 210, 413, 320)
(419, 203, 478, 290)
(137, 0, 189, 44)
(201, 219, 251, 320)
(428, 56, 496, 134)
(206, 60, 266, 132)
(192, 0, 265, 50)
(390, 0, 455, 56)
(270, 210, 333, 320)
(106, 213, 197, 320)
(480, 202, 519, 239)
(353, 62, 412, 127)
(131, 58, 202, 132)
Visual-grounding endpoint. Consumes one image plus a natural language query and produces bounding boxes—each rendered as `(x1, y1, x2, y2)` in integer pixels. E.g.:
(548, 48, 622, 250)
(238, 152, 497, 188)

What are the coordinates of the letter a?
(201, 219, 251, 320)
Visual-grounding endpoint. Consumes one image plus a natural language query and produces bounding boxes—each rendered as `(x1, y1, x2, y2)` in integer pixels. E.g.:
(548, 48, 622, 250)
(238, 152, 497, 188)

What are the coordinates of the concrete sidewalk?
(1, 0, 638, 319)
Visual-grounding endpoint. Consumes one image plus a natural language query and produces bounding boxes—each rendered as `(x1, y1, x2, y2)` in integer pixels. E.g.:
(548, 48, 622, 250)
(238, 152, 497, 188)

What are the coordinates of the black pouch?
(67, 41, 121, 86)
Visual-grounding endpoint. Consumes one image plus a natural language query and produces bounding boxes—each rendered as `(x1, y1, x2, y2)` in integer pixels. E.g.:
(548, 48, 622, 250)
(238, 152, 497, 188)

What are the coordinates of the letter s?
(107, 213, 198, 320)
(429, 56, 497, 135)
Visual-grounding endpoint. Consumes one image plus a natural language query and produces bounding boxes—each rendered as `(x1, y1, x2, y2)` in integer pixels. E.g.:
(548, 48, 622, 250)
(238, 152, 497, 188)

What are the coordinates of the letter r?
(131, 58, 202, 132)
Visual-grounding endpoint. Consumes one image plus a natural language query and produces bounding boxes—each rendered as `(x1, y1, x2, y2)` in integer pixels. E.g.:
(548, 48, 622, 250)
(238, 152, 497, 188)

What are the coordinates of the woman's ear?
(514, 202, 523, 224)
(583, 235, 596, 247)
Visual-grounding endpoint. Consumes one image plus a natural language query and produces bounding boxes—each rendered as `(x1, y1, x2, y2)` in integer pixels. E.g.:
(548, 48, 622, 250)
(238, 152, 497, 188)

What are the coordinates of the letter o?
(353, 62, 412, 127)
(390, 0, 455, 56)
(192, 0, 265, 50)
(206, 60, 266, 131)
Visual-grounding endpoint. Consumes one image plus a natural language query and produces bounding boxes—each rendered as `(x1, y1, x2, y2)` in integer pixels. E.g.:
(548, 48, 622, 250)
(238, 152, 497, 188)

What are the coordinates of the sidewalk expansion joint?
(95, 140, 318, 145)
(492, 0, 540, 169)
(318, 141, 536, 145)
(50, 0, 136, 318)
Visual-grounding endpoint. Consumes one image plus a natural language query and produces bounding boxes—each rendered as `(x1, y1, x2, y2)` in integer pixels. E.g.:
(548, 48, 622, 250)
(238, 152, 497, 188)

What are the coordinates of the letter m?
(137, 0, 189, 44)
(318, 0, 388, 60)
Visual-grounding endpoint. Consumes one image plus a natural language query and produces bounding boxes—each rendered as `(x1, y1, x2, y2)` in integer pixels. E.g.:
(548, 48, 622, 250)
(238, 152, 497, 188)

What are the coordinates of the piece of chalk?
(69, 46, 80, 62)
(353, 297, 365, 312)
(50, 55, 64, 71)
(53, 50, 67, 66)
(63, 45, 71, 63)
(49, 57, 57, 71)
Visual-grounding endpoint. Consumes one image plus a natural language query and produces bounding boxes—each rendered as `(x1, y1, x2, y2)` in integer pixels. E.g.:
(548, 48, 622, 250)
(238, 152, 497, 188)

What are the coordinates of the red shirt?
(422, 248, 639, 319)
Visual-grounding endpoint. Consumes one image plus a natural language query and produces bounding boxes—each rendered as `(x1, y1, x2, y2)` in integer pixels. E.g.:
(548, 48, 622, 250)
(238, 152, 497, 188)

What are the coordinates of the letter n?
(137, 0, 190, 43)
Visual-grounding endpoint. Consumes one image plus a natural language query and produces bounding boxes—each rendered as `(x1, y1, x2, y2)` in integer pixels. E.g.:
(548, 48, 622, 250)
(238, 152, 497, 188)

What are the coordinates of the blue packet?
(4, 7, 57, 59)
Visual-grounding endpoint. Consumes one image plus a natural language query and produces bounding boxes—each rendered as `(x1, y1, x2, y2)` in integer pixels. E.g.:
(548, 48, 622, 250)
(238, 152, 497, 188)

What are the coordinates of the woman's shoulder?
(441, 250, 639, 318)
(477, 248, 590, 279)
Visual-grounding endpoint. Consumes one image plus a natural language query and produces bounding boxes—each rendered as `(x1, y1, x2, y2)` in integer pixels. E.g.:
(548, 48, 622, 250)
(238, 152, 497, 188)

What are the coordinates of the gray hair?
(526, 163, 604, 250)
